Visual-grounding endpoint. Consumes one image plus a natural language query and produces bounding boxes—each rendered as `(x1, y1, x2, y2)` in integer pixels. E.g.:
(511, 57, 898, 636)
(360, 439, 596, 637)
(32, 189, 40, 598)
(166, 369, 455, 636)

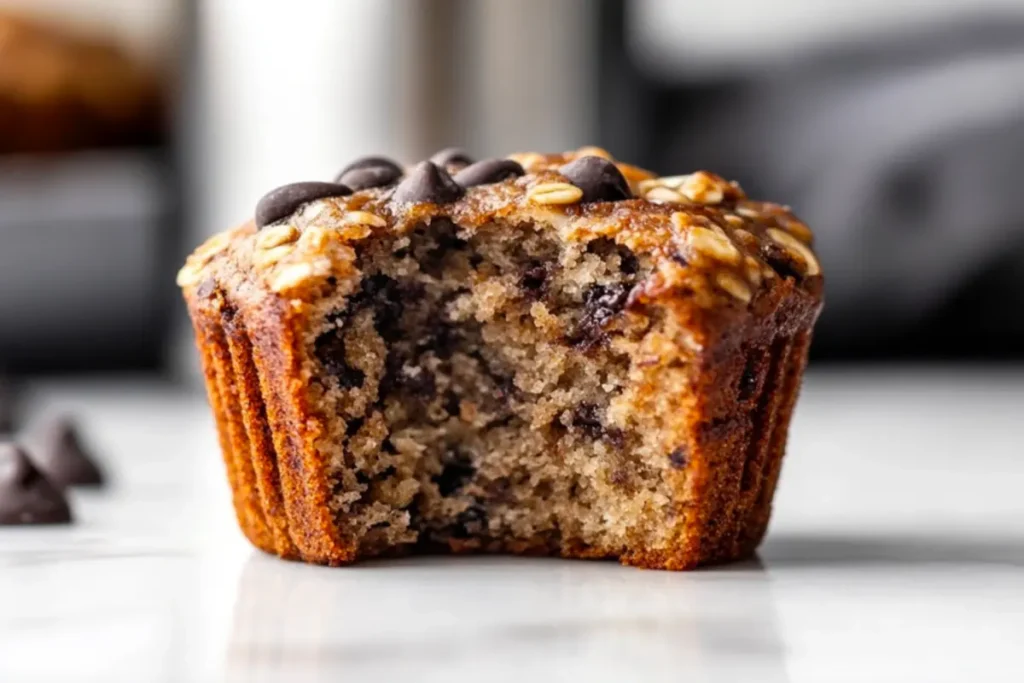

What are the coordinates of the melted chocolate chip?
(361, 274, 407, 342)
(390, 161, 464, 205)
(29, 416, 104, 488)
(567, 283, 631, 350)
(519, 263, 548, 298)
(451, 505, 487, 539)
(669, 446, 689, 469)
(337, 164, 403, 191)
(0, 443, 72, 525)
(314, 330, 365, 390)
(619, 249, 640, 274)
(345, 416, 366, 437)
(558, 156, 632, 203)
(433, 449, 476, 496)
(429, 147, 474, 169)
(571, 403, 605, 440)
(337, 155, 403, 178)
(443, 390, 461, 416)
(453, 158, 525, 188)
(255, 182, 352, 228)
(399, 364, 437, 397)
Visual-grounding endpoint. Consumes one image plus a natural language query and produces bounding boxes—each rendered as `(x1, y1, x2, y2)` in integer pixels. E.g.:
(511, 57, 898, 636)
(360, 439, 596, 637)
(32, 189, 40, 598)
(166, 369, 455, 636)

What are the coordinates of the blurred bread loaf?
(0, 11, 163, 154)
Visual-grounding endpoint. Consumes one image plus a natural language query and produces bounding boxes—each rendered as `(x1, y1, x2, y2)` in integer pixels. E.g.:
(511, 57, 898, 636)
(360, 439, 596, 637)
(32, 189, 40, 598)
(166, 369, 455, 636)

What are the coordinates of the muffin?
(178, 147, 823, 570)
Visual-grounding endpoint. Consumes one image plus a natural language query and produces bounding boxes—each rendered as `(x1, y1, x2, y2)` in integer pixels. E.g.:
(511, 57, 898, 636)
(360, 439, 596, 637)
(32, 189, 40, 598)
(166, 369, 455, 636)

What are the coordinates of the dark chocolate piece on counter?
(337, 155, 403, 178)
(453, 159, 525, 188)
(390, 161, 464, 205)
(255, 182, 352, 228)
(558, 156, 632, 203)
(0, 442, 72, 525)
(429, 147, 474, 169)
(29, 416, 104, 488)
(337, 164, 403, 191)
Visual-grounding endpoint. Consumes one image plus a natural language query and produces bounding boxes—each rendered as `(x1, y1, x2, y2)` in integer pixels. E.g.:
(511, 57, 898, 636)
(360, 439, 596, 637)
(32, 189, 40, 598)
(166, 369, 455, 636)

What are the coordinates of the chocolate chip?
(390, 161, 464, 205)
(453, 159, 524, 188)
(27, 416, 104, 488)
(361, 274, 406, 342)
(314, 331, 365, 389)
(443, 390, 461, 416)
(433, 449, 475, 496)
(558, 156, 632, 203)
(669, 446, 689, 469)
(519, 263, 548, 299)
(0, 443, 72, 525)
(585, 283, 630, 325)
(570, 403, 605, 440)
(345, 416, 366, 437)
(567, 283, 631, 350)
(337, 164, 403, 191)
(429, 147, 474, 169)
(451, 505, 487, 539)
(255, 181, 352, 228)
(337, 155, 403, 178)
(399, 364, 437, 397)
(619, 249, 640, 274)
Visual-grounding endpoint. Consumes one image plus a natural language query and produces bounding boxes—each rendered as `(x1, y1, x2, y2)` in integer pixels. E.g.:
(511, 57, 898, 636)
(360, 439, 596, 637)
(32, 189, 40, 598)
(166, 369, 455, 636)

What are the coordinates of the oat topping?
(527, 182, 584, 205)
(180, 148, 822, 315)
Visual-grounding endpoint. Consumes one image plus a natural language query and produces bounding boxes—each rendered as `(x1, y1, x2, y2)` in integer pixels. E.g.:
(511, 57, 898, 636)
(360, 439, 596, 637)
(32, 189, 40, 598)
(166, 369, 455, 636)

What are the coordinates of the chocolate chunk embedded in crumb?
(433, 449, 476, 496)
(0, 443, 72, 525)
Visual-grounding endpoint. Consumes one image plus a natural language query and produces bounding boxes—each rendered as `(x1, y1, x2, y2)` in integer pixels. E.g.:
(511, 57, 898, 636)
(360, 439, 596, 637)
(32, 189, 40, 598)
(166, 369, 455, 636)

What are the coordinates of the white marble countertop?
(1, 370, 1022, 683)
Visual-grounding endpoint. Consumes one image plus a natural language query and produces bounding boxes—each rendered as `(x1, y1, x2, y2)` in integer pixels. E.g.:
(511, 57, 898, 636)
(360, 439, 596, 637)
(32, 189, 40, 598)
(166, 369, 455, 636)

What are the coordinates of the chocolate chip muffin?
(178, 147, 823, 570)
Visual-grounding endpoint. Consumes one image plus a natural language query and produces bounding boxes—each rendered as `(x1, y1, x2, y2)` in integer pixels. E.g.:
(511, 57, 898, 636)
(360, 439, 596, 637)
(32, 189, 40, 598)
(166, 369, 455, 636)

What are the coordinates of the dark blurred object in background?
(0, 4, 178, 374)
(4, 0, 1023, 375)
(0, 11, 163, 154)
(598, 0, 1024, 360)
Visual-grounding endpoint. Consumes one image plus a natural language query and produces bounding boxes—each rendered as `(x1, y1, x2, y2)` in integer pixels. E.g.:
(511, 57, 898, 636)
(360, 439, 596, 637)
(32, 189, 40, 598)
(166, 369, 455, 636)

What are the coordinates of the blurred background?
(2, 0, 1023, 381)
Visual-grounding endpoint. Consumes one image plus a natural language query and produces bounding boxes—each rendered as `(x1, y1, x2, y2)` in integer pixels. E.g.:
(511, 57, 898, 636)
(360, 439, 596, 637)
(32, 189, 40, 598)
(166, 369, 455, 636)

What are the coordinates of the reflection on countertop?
(0, 370, 1022, 682)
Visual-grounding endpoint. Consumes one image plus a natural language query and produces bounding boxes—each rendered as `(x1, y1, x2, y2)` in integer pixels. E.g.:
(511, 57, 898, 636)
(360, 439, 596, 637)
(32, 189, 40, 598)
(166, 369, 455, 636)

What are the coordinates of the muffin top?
(178, 147, 823, 323)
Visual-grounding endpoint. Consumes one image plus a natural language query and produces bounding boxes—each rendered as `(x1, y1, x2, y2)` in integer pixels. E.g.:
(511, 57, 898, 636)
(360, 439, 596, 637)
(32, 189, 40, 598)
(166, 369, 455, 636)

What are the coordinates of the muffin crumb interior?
(303, 217, 686, 557)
